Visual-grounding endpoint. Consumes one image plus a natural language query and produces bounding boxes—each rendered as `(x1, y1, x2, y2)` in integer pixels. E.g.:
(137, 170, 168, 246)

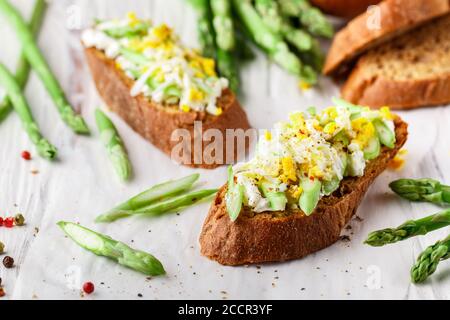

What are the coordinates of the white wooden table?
(0, 0, 449, 300)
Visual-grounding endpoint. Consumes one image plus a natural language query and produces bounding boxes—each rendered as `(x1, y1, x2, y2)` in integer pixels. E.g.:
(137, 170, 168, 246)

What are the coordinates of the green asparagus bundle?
(0, 63, 57, 159)
(95, 109, 132, 181)
(390, 178, 450, 205)
(187, 0, 332, 91)
(411, 234, 450, 283)
(0, 0, 89, 134)
(58, 221, 165, 276)
(365, 208, 450, 247)
(0, 0, 47, 124)
(96, 174, 217, 222)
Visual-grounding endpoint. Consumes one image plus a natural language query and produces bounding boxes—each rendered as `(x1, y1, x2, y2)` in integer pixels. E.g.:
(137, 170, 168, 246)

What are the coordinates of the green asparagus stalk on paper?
(57, 221, 165, 276)
(103, 189, 218, 222)
(0, 63, 57, 159)
(389, 178, 450, 205)
(95, 109, 132, 181)
(365, 208, 450, 247)
(279, 0, 334, 38)
(411, 234, 450, 283)
(0, 0, 89, 134)
(210, 0, 235, 51)
(187, 0, 216, 58)
(0, 0, 47, 124)
(96, 174, 200, 222)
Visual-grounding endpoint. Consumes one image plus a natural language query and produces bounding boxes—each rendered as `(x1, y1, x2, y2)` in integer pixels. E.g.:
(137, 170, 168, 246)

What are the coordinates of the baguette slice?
(85, 48, 251, 169)
(323, 0, 450, 75)
(341, 14, 450, 109)
(311, 0, 382, 19)
(200, 118, 407, 266)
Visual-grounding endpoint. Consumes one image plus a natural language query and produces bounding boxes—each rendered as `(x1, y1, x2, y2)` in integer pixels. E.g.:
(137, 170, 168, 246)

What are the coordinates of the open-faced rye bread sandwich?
(82, 13, 250, 169)
(200, 99, 407, 265)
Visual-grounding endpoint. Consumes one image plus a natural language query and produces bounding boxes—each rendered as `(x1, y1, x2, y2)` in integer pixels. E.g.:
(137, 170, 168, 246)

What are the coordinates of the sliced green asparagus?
(95, 109, 132, 181)
(187, 0, 216, 58)
(365, 208, 450, 247)
(299, 178, 321, 215)
(0, 0, 47, 124)
(211, 0, 235, 51)
(97, 189, 217, 222)
(226, 165, 244, 221)
(96, 174, 200, 222)
(0, 0, 89, 134)
(411, 234, 450, 283)
(0, 63, 57, 159)
(57, 221, 165, 276)
(389, 178, 450, 205)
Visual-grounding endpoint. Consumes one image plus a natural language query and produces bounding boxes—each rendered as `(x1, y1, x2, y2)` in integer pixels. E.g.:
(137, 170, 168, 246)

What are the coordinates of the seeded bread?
(341, 14, 450, 109)
(323, 0, 450, 76)
(84, 48, 251, 169)
(199, 118, 407, 265)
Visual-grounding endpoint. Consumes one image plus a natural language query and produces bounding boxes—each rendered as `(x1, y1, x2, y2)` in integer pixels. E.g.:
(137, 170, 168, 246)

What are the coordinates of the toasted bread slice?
(323, 0, 450, 76)
(341, 14, 450, 109)
(84, 48, 251, 169)
(200, 118, 407, 265)
(311, 0, 382, 19)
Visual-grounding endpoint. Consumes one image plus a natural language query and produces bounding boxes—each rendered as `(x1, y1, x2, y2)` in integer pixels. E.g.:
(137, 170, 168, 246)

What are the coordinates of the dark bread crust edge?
(323, 0, 450, 76)
(84, 47, 251, 169)
(199, 118, 407, 265)
(341, 64, 450, 109)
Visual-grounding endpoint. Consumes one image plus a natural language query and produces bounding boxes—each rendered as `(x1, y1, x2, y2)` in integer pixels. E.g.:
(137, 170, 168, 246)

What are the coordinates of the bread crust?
(311, 0, 381, 19)
(323, 0, 450, 76)
(341, 64, 450, 109)
(84, 48, 251, 169)
(199, 118, 407, 266)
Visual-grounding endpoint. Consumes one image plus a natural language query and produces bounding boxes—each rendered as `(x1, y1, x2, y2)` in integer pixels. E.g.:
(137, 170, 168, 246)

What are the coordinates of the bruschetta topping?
(228, 99, 396, 218)
(82, 13, 228, 115)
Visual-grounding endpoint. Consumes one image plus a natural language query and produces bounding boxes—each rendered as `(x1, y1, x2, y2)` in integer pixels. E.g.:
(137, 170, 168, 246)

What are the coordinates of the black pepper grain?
(3, 256, 14, 268)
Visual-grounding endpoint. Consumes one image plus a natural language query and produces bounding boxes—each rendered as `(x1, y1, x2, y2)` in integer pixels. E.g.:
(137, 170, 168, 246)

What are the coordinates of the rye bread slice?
(341, 14, 450, 109)
(199, 118, 407, 266)
(323, 0, 450, 76)
(84, 47, 251, 169)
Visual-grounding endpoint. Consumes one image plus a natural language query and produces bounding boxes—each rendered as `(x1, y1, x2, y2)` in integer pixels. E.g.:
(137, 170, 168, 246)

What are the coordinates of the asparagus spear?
(211, 0, 235, 51)
(365, 208, 450, 247)
(231, 0, 303, 77)
(254, 0, 283, 33)
(95, 109, 132, 181)
(0, 0, 89, 134)
(279, 0, 334, 38)
(187, 0, 216, 58)
(411, 234, 450, 283)
(0, 63, 57, 159)
(96, 174, 200, 222)
(216, 48, 239, 93)
(0, 0, 47, 124)
(97, 189, 217, 222)
(389, 178, 450, 205)
(57, 221, 165, 276)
